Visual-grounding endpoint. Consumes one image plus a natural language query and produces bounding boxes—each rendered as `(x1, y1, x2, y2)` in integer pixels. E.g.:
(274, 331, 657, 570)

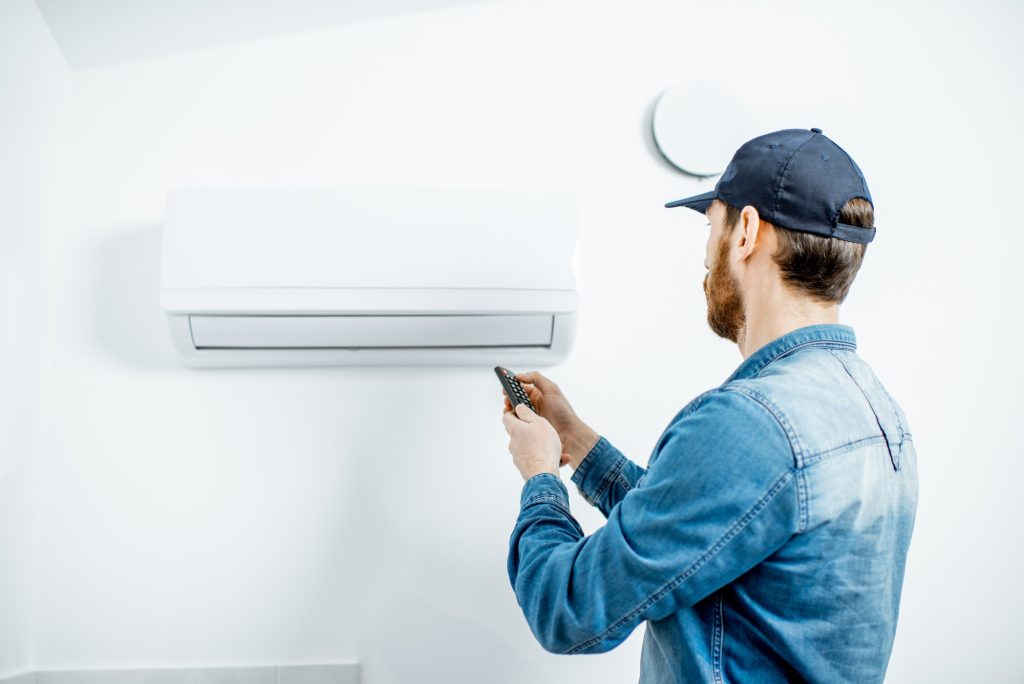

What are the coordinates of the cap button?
(810, 127, 822, 134)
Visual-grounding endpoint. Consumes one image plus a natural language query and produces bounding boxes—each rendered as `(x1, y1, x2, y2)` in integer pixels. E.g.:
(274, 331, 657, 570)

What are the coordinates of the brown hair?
(722, 198, 874, 304)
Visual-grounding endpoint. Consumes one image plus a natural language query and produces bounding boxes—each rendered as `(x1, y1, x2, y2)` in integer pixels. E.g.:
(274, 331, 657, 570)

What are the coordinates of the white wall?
(20, 0, 1024, 681)
(34, 0, 494, 69)
(0, 0, 70, 676)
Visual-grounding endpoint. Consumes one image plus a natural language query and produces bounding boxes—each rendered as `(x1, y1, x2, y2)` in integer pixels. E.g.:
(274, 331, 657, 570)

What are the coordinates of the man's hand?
(502, 403, 565, 481)
(501, 371, 600, 471)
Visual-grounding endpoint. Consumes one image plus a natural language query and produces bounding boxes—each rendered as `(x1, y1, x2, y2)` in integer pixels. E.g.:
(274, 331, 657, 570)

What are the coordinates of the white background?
(2, 0, 1023, 681)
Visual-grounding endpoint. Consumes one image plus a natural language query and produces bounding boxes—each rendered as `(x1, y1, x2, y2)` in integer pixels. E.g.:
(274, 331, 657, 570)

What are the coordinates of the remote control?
(494, 366, 536, 413)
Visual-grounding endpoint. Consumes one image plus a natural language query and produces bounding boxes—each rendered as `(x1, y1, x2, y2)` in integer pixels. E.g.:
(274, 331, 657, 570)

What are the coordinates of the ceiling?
(35, 0, 496, 70)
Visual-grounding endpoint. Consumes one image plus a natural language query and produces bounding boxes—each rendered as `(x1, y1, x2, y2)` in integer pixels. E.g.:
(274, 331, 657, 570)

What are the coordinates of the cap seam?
(771, 133, 817, 221)
(821, 136, 869, 197)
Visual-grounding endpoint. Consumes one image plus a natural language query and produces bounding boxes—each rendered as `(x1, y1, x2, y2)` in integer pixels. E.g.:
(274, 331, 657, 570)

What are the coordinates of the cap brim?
(664, 190, 718, 213)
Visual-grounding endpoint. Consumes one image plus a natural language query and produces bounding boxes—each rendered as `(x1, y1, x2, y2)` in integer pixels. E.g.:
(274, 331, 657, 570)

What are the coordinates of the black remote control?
(495, 366, 536, 413)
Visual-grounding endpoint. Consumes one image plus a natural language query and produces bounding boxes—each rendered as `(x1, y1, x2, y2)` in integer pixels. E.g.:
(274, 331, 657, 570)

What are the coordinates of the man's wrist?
(523, 468, 560, 482)
(564, 424, 600, 470)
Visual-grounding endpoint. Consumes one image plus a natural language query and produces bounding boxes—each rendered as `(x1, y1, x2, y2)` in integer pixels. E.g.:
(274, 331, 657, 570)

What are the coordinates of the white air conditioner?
(160, 187, 580, 367)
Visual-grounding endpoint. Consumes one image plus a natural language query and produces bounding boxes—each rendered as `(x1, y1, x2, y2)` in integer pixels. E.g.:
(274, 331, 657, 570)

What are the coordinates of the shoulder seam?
(649, 388, 723, 468)
(720, 386, 809, 533)
(721, 385, 804, 468)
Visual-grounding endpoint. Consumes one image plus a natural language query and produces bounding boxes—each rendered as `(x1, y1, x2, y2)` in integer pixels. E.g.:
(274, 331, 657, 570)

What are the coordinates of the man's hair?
(722, 198, 873, 304)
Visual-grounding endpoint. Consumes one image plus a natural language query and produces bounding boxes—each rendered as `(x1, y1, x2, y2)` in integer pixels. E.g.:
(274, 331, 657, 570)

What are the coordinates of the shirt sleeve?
(569, 436, 647, 518)
(506, 388, 802, 655)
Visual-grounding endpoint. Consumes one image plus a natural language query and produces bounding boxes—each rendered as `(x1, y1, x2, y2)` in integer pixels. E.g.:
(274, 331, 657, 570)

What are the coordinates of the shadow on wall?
(93, 222, 181, 371)
(344, 421, 553, 681)
(88, 224, 548, 675)
(643, 92, 682, 177)
(305, 371, 554, 680)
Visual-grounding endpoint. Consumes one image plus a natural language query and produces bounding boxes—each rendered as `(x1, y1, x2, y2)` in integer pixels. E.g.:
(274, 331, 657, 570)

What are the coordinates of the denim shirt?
(507, 324, 918, 683)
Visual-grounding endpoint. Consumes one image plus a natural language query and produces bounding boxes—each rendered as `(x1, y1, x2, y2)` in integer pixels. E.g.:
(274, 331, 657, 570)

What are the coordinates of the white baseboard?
(0, 675, 35, 684)
(0, 664, 359, 684)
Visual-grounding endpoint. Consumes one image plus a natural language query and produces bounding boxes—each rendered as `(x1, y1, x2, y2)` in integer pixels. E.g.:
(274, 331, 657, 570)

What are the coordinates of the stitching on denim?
(796, 469, 809, 534)
(571, 451, 593, 481)
(573, 436, 605, 482)
(569, 470, 589, 496)
(566, 469, 795, 654)
(723, 386, 804, 467)
(593, 456, 626, 504)
(712, 593, 725, 684)
(524, 493, 567, 507)
(524, 497, 565, 507)
(572, 438, 609, 504)
(678, 389, 719, 420)
(524, 493, 572, 516)
(826, 349, 899, 471)
(760, 340, 856, 377)
(801, 434, 887, 467)
(849, 354, 907, 451)
(647, 389, 720, 472)
(736, 338, 856, 381)
(876, 381, 909, 445)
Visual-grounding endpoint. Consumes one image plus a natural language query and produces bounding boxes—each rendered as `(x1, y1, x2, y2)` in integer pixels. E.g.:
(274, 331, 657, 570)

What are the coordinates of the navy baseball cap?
(664, 128, 876, 244)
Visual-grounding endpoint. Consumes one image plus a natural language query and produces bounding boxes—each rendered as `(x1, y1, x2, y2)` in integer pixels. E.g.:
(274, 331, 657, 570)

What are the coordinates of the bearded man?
(501, 128, 918, 683)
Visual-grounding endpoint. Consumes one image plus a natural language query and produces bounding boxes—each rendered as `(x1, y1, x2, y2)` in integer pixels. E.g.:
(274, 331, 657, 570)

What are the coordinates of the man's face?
(703, 201, 745, 343)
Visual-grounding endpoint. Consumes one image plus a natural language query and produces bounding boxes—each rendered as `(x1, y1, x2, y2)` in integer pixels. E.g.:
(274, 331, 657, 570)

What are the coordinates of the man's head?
(701, 196, 874, 343)
(668, 128, 876, 344)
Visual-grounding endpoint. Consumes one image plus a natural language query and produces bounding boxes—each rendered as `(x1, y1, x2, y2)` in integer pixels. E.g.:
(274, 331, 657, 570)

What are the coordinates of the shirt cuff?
(520, 472, 571, 513)
(570, 435, 622, 506)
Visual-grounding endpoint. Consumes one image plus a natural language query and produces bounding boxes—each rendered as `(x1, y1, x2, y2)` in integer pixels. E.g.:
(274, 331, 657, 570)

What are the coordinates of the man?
(501, 128, 918, 683)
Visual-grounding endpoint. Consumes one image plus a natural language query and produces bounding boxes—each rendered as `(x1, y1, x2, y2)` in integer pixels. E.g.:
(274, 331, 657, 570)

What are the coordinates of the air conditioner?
(160, 187, 580, 368)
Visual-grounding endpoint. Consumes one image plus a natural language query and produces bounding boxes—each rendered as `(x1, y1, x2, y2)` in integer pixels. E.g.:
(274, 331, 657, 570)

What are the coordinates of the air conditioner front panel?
(188, 314, 554, 350)
(160, 186, 581, 367)
(161, 187, 579, 291)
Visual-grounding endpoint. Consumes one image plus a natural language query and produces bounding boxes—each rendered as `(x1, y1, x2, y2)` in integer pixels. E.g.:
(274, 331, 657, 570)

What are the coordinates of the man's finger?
(515, 371, 556, 392)
(502, 410, 517, 431)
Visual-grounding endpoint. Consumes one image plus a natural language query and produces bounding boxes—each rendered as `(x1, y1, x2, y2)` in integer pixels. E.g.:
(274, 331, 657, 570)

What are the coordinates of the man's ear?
(736, 205, 762, 261)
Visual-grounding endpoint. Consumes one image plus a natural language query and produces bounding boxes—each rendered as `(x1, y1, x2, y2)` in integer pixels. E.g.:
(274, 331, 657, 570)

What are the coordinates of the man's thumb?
(515, 403, 535, 420)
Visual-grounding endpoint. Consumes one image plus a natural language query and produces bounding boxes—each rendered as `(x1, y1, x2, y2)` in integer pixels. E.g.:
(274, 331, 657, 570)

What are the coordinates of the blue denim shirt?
(507, 324, 918, 683)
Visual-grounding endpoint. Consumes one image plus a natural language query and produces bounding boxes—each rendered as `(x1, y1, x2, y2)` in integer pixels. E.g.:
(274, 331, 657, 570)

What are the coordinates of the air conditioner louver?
(188, 314, 555, 350)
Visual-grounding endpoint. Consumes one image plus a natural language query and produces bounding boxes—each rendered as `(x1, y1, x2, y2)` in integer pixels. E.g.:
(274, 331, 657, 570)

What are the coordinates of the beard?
(703, 229, 745, 343)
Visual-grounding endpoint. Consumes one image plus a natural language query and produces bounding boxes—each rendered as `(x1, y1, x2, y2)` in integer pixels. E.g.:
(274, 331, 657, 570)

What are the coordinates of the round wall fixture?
(651, 80, 755, 178)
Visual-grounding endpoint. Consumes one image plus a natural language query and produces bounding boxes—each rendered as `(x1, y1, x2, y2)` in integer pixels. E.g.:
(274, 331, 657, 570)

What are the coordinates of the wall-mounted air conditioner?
(159, 187, 580, 367)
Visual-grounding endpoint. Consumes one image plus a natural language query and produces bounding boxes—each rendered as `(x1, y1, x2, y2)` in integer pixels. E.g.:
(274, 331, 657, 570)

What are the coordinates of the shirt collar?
(724, 323, 857, 383)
